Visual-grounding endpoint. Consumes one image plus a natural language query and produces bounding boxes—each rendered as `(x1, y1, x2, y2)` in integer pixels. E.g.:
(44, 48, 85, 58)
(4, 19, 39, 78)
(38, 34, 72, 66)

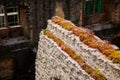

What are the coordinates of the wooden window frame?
(83, 0, 104, 15)
(83, 0, 105, 25)
(0, 5, 21, 29)
(0, 5, 23, 39)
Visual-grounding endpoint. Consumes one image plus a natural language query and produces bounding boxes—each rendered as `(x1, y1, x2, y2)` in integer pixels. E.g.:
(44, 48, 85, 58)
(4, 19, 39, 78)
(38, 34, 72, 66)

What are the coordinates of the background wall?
(0, 0, 119, 41)
(27, 0, 82, 41)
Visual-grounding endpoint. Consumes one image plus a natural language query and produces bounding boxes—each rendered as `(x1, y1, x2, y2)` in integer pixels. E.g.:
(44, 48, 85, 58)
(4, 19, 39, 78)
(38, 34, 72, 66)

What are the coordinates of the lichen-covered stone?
(46, 20, 120, 80)
(36, 32, 94, 80)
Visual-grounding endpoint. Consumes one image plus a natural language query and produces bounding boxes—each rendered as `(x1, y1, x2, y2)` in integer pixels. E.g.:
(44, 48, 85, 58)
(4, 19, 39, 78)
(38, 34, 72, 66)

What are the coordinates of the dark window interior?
(8, 15, 18, 26)
(7, 7, 17, 13)
(0, 16, 4, 27)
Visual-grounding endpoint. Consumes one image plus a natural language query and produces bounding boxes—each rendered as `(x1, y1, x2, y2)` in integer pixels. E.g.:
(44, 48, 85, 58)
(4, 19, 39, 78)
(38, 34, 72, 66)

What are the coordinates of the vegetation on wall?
(52, 16, 120, 64)
(43, 29, 107, 80)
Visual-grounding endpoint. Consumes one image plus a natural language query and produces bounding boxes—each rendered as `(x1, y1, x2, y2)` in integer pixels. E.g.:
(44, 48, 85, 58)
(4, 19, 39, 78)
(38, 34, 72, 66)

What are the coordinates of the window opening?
(0, 6, 5, 27)
(84, 0, 104, 15)
(0, 6, 19, 28)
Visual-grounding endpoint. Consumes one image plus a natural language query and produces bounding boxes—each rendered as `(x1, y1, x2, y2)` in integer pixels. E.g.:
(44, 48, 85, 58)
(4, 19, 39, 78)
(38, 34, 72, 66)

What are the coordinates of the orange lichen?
(51, 16, 120, 65)
(43, 30, 107, 80)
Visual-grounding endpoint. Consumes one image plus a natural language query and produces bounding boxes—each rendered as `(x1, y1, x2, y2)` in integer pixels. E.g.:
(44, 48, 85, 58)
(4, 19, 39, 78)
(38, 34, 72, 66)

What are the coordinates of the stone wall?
(0, 56, 15, 79)
(36, 17, 120, 80)
(26, 0, 82, 41)
(27, 0, 120, 41)
(36, 32, 94, 80)
(111, 3, 120, 23)
(0, 0, 119, 41)
(105, 0, 120, 24)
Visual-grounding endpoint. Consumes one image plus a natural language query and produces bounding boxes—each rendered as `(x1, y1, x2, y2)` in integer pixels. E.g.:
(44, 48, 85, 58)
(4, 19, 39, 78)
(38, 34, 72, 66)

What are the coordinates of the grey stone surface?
(36, 31, 94, 80)
(46, 20, 120, 80)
